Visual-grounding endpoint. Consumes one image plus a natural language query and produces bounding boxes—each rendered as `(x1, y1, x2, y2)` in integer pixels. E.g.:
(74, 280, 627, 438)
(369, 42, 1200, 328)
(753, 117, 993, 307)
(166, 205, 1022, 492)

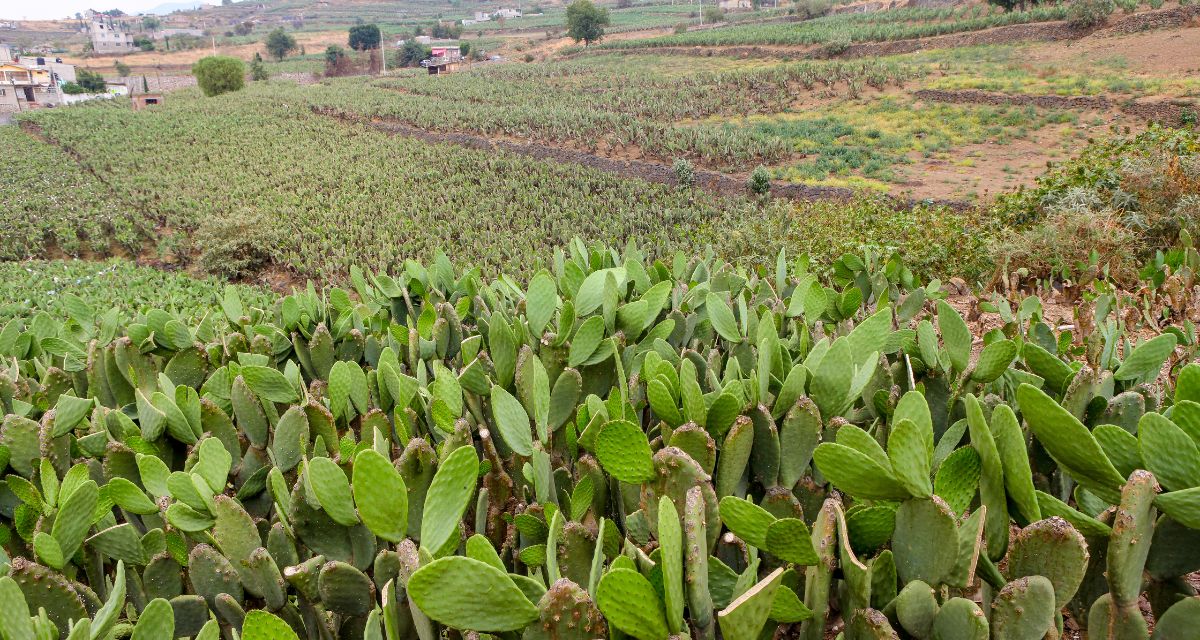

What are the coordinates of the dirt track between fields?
(314, 107, 971, 210)
(913, 89, 1198, 126)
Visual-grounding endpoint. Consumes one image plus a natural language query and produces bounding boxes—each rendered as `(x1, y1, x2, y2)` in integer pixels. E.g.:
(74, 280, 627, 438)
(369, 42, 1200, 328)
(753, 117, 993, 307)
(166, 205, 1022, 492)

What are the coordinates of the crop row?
(13, 88, 788, 281)
(0, 242, 1198, 639)
(0, 127, 139, 262)
(600, 5, 1069, 49)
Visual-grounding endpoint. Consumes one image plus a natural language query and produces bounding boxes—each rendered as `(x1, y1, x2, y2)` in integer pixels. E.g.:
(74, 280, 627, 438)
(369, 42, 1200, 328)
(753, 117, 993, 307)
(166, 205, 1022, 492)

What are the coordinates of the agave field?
(17, 91, 779, 281)
(0, 128, 139, 262)
(600, 5, 1069, 49)
(1, 237, 1199, 639)
(312, 57, 921, 168)
(9, 84, 994, 283)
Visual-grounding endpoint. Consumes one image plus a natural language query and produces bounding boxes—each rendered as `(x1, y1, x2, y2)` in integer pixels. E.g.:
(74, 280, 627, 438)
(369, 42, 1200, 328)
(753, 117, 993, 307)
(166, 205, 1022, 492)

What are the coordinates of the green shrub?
(673, 157, 696, 187)
(1066, 0, 1114, 27)
(193, 207, 279, 277)
(192, 55, 246, 97)
(748, 166, 772, 196)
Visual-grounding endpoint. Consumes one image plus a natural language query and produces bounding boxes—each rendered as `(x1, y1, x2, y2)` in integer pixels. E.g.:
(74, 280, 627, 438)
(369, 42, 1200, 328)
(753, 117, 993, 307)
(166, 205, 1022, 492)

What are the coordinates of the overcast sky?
(6, 1, 217, 21)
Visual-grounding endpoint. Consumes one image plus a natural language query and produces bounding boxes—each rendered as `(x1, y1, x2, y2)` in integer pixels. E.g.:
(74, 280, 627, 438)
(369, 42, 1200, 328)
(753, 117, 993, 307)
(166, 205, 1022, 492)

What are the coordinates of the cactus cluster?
(0, 240, 1198, 639)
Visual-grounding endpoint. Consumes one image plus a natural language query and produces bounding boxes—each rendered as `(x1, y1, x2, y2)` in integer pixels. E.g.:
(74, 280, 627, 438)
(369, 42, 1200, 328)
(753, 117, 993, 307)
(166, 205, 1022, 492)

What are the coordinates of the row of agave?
(1, 240, 1198, 639)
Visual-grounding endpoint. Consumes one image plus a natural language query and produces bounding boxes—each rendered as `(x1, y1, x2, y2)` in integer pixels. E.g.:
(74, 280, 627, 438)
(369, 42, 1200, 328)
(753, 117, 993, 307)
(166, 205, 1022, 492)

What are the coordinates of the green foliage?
(192, 56, 246, 97)
(566, 0, 611, 46)
(265, 27, 297, 61)
(74, 68, 107, 93)
(348, 23, 382, 51)
(1066, 0, 1114, 27)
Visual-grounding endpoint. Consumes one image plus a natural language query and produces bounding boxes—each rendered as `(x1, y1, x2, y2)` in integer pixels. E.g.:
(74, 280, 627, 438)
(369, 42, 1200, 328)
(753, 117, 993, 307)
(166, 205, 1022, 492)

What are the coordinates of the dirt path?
(315, 107, 972, 211)
(913, 89, 1198, 126)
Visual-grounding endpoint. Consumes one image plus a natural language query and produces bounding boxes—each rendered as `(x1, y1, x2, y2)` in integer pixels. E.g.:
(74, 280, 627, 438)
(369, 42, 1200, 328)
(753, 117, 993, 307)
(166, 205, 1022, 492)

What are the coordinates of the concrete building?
(0, 45, 74, 113)
(423, 44, 463, 74)
(86, 11, 135, 54)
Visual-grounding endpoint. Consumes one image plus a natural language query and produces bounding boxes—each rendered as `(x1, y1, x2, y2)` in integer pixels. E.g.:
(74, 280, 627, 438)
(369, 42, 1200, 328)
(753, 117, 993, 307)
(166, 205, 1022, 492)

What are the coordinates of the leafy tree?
(141, 15, 161, 31)
(703, 6, 725, 23)
(430, 21, 462, 39)
(192, 55, 245, 97)
(348, 24, 382, 51)
(396, 40, 431, 67)
(265, 27, 297, 61)
(249, 52, 268, 81)
(235, 22, 254, 36)
(133, 35, 155, 50)
(324, 45, 354, 76)
(114, 60, 131, 77)
(565, 0, 610, 46)
(75, 68, 107, 93)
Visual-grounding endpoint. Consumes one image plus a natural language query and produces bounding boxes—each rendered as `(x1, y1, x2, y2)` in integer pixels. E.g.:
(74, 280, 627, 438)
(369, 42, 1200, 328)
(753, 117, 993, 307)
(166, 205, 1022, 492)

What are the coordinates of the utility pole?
(380, 40, 386, 73)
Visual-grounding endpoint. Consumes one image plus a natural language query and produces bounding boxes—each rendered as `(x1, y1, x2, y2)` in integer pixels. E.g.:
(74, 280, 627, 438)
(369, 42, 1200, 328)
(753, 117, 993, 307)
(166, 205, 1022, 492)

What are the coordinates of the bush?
(674, 22, 689, 34)
(989, 202, 1141, 282)
(1066, 0, 1114, 27)
(992, 125, 1200, 282)
(192, 56, 245, 97)
(193, 208, 279, 278)
(748, 166, 772, 196)
(703, 6, 725, 23)
(74, 68, 107, 93)
(673, 157, 696, 188)
(1114, 0, 1138, 13)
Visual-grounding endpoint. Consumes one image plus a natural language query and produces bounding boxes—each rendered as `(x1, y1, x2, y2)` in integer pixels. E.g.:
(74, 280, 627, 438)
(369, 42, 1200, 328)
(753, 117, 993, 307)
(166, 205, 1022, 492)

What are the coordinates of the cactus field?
(1, 237, 1199, 639)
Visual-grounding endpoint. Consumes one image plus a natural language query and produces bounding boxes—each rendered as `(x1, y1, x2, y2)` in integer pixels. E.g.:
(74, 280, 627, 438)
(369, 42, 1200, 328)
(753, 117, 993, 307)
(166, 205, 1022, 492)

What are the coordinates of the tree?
(348, 24, 382, 51)
(565, 0, 610, 46)
(265, 27, 297, 61)
(142, 75, 149, 92)
(192, 55, 245, 97)
(142, 15, 161, 31)
(75, 68, 107, 93)
(114, 60, 131, 77)
(703, 6, 725, 23)
(396, 40, 430, 67)
(249, 52, 268, 81)
(235, 21, 254, 36)
(324, 45, 354, 76)
(133, 35, 155, 50)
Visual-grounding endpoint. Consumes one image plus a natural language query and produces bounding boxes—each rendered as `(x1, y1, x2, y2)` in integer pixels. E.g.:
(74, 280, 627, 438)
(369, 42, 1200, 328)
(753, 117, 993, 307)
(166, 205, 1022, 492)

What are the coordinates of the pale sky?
(5, 1, 218, 21)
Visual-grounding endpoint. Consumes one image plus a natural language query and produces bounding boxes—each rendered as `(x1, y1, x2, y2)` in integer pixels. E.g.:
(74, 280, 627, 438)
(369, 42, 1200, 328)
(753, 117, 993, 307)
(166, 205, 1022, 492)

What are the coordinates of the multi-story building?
(0, 45, 74, 112)
(86, 11, 135, 54)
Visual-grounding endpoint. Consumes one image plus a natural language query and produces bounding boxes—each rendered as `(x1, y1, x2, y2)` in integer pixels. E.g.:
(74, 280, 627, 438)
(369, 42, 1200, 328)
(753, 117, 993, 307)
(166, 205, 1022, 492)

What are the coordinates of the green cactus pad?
(1109, 470, 1159, 606)
(1138, 413, 1200, 492)
(990, 576, 1055, 640)
(892, 497, 958, 586)
(595, 420, 654, 483)
(318, 560, 376, 616)
(242, 610, 301, 640)
(420, 444, 478, 555)
(1007, 517, 1089, 608)
(1152, 597, 1200, 640)
(491, 384, 534, 456)
(352, 449, 408, 542)
(931, 597, 987, 640)
(888, 418, 932, 498)
(718, 496, 774, 548)
(894, 579, 938, 639)
(813, 442, 910, 501)
(1016, 384, 1125, 504)
(596, 568, 668, 640)
(307, 456, 359, 526)
(131, 598, 174, 640)
(523, 578, 607, 640)
(408, 556, 538, 632)
(717, 567, 783, 640)
(764, 518, 818, 565)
